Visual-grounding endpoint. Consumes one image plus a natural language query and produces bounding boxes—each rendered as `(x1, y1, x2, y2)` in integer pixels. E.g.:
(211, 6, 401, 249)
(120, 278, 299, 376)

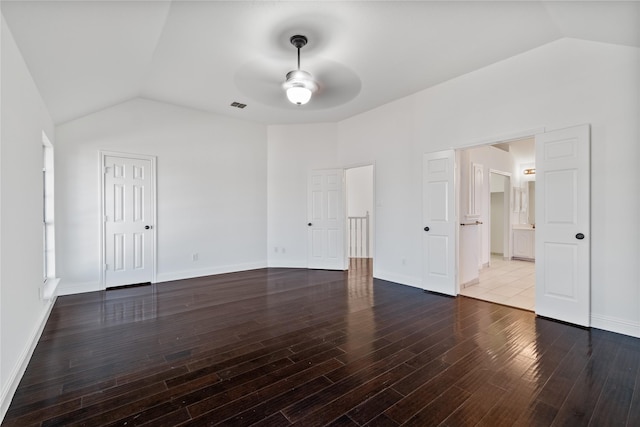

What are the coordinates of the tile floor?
(460, 255, 535, 311)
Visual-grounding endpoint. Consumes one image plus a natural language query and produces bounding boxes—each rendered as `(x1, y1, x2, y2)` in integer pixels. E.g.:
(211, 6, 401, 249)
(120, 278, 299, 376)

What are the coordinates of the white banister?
(348, 211, 370, 258)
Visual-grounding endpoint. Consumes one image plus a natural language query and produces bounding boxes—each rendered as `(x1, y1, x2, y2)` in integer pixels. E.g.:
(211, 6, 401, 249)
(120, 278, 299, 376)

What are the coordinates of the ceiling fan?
(282, 35, 318, 105)
(232, 33, 360, 111)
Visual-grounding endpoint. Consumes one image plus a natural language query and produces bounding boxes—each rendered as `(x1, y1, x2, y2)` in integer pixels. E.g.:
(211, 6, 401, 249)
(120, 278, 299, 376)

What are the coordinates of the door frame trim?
(99, 150, 157, 290)
(455, 127, 546, 150)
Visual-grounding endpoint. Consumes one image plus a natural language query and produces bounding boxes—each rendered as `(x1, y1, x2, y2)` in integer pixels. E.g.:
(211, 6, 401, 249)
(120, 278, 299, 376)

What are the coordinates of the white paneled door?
(103, 154, 155, 287)
(422, 150, 457, 296)
(307, 169, 346, 270)
(535, 125, 590, 326)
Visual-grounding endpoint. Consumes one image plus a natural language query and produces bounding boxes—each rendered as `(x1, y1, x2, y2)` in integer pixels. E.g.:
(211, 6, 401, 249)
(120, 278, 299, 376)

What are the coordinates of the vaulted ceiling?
(2, 1, 639, 125)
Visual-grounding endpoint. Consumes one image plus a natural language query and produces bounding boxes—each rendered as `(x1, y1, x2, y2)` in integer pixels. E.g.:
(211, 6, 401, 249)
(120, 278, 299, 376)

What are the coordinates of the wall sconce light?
(523, 168, 536, 175)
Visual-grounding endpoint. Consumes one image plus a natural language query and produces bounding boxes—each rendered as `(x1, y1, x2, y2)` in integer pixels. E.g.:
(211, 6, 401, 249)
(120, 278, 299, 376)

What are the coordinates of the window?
(42, 132, 56, 284)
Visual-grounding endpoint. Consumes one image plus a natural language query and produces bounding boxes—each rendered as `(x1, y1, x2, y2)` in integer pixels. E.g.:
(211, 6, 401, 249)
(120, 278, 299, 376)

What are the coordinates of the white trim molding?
(156, 262, 267, 284)
(591, 313, 640, 338)
(42, 277, 60, 301)
(267, 260, 307, 269)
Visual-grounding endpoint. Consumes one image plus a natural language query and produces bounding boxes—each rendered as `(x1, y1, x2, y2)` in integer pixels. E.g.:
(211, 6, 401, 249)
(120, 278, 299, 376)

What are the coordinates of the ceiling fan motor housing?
(290, 35, 308, 49)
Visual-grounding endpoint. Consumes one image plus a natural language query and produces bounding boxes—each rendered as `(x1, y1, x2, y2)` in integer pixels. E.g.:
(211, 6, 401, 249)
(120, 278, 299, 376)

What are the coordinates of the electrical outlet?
(192, 253, 199, 262)
(402, 258, 406, 266)
(274, 247, 279, 253)
(282, 247, 286, 254)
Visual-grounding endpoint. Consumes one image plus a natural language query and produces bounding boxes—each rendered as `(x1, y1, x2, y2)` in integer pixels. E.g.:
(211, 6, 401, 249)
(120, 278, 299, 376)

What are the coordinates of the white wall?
(338, 96, 421, 285)
(264, 39, 638, 340)
(335, 38, 640, 337)
(0, 14, 56, 419)
(346, 165, 374, 258)
(267, 123, 338, 267)
(55, 98, 268, 293)
(346, 165, 373, 218)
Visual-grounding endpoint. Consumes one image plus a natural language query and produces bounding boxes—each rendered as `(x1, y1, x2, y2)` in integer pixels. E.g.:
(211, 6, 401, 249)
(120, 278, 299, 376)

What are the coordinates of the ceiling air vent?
(230, 102, 247, 109)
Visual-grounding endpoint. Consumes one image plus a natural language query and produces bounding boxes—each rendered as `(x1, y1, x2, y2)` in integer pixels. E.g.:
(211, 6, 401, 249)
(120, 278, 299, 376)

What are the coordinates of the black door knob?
(145, 225, 151, 230)
(308, 223, 312, 226)
(575, 233, 584, 240)
(424, 226, 430, 232)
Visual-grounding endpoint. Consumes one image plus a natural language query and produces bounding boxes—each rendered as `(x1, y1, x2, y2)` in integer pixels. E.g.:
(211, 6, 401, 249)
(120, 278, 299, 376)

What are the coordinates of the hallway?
(459, 255, 535, 311)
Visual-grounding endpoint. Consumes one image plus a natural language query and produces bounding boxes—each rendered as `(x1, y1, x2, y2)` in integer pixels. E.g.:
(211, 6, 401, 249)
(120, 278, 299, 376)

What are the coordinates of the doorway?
(422, 125, 590, 326)
(457, 138, 536, 311)
(345, 165, 374, 273)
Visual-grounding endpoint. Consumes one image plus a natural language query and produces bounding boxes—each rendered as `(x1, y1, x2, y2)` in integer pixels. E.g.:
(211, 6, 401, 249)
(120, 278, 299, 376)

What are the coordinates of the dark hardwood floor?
(3, 258, 640, 426)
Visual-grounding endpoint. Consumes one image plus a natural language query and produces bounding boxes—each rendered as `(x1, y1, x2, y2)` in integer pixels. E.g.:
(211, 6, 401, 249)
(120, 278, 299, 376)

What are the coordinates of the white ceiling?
(2, 1, 639, 125)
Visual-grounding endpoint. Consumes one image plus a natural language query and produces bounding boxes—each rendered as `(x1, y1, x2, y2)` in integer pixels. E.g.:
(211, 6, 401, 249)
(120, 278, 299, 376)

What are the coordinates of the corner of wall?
(0, 297, 56, 422)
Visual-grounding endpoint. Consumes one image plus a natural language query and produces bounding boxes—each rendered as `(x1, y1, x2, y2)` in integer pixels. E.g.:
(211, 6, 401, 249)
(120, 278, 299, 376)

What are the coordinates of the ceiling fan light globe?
(283, 69, 317, 105)
(286, 86, 312, 105)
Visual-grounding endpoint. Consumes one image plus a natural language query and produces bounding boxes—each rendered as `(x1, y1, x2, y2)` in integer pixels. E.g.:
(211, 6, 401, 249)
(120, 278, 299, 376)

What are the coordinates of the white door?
(422, 150, 456, 295)
(103, 155, 155, 287)
(535, 124, 590, 326)
(307, 169, 346, 270)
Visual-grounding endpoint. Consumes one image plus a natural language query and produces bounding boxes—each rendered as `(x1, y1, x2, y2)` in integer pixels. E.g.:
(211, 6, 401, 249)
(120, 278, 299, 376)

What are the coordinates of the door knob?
(424, 226, 430, 232)
(308, 223, 312, 226)
(145, 225, 151, 230)
(575, 233, 584, 240)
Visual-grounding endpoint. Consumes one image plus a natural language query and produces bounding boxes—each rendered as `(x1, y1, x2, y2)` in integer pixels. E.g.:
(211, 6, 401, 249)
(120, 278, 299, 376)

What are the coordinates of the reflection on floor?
(460, 255, 535, 311)
(347, 258, 374, 308)
(349, 257, 373, 276)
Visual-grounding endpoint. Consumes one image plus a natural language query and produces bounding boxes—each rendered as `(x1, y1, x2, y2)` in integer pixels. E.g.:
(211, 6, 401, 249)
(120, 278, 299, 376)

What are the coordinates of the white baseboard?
(42, 277, 60, 301)
(1, 297, 56, 423)
(462, 278, 480, 288)
(266, 260, 307, 269)
(374, 270, 422, 289)
(58, 262, 270, 295)
(156, 261, 267, 283)
(57, 281, 102, 296)
(590, 313, 640, 338)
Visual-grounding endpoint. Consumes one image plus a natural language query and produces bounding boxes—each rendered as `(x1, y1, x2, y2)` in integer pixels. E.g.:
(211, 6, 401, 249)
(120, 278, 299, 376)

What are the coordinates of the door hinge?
(104, 263, 108, 271)
(103, 166, 110, 174)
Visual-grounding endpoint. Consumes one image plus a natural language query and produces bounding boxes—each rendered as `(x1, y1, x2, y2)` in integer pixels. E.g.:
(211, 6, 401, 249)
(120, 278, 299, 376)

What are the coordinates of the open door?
(535, 124, 590, 326)
(307, 169, 346, 270)
(422, 150, 457, 296)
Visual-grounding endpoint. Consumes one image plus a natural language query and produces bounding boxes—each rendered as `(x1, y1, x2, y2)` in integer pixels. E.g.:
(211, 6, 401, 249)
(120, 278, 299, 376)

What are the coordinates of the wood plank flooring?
(3, 258, 640, 426)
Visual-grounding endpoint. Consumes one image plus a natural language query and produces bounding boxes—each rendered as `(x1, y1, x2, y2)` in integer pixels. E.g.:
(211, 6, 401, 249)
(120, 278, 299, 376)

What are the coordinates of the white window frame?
(42, 132, 58, 299)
